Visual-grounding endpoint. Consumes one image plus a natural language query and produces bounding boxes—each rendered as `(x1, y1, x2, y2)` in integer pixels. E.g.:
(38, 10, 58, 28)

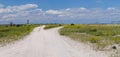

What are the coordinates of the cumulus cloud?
(46, 10, 63, 15)
(0, 4, 38, 13)
(0, 4, 120, 24)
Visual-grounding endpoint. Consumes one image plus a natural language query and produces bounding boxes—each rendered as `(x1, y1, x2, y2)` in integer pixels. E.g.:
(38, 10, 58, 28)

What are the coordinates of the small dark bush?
(59, 24, 62, 26)
(112, 46, 117, 49)
(71, 23, 74, 26)
(16, 24, 21, 27)
(90, 29, 97, 32)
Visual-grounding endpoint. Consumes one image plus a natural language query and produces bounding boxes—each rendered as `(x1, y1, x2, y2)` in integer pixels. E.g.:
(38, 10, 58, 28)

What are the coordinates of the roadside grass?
(0, 24, 39, 45)
(60, 24, 120, 50)
(44, 24, 62, 29)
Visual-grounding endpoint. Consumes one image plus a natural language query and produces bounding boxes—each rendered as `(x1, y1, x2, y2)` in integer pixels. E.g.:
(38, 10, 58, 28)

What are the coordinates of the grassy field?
(44, 24, 62, 29)
(60, 24, 120, 50)
(0, 24, 39, 45)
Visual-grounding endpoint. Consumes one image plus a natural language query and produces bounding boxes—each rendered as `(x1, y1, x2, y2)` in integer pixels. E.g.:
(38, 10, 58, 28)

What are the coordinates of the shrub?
(90, 29, 97, 32)
(71, 23, 74, 26)
(44, 24, 61, 29)
(112, 46, 117, 49)
(88, 36, 101, 43)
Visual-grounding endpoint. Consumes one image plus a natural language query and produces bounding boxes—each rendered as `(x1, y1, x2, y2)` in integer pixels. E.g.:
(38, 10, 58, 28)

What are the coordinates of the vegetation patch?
(60, 24, 120, 50)
(0, 24, 39, 45)
(44, 24, 62, 29)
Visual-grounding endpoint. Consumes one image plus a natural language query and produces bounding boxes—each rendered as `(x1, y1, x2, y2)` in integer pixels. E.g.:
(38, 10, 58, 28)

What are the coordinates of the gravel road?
(0, 26, 109, 57)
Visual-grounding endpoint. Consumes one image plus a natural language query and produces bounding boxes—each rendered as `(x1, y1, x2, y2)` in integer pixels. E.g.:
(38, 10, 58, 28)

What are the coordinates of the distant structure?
(10, 22, 13, 26)
(27, 19, 30, 24)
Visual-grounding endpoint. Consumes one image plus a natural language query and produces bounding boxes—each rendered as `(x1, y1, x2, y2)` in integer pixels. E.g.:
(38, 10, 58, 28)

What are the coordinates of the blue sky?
(0, 0, 120, 24)
(1, 0, 120, 10)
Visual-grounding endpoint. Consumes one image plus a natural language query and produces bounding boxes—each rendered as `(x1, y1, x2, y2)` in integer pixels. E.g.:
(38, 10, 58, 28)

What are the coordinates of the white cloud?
(66, 8, 70, 11)
(7, 4, 38, 11)
(0, 4, 38, 13)
(0, 8, 12, 13)
(107, 7, 117, 11)
(79, 7, 87, 11)
(0, 4, 120, 24)
(46, 10, 63, 15)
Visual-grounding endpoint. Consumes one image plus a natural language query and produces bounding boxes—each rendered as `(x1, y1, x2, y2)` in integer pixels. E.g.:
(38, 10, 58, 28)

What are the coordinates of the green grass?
(60, 24, 120, 50)
(0, 24, 39, 45)
(44, 24, 62, 29)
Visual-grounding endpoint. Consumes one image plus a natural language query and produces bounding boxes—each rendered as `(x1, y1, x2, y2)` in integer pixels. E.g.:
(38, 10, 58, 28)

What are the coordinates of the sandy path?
(0, 26, 109, 57)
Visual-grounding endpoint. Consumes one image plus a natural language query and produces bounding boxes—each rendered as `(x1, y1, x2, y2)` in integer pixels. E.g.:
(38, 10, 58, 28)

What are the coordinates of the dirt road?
(0, 26, 109, 57)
